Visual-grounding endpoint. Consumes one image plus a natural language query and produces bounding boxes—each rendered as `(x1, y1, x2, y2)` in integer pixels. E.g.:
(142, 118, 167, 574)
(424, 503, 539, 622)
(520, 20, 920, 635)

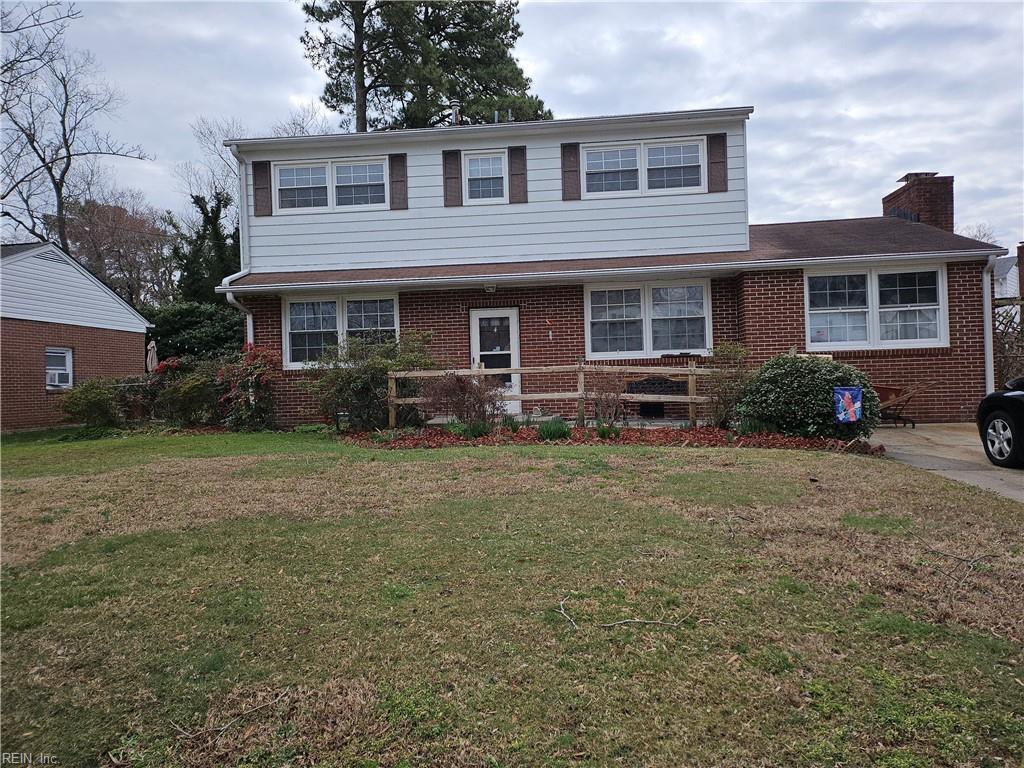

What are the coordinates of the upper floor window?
(804, 267, 946, 351)
(335, 160, 386, 207)
(647, 142, 701, 190)
(278, 165, 328, 210)
(582, 137, 706, 199)
(585, 281, 711, 359)
(465, 151, 507, 203)
(45, 347, 73, 389)
(585, 147, 639, 193)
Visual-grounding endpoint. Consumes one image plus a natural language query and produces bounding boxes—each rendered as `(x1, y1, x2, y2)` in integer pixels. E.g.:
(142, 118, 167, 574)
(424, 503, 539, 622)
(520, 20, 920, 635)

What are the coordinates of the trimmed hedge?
(736, 354, 880, 439)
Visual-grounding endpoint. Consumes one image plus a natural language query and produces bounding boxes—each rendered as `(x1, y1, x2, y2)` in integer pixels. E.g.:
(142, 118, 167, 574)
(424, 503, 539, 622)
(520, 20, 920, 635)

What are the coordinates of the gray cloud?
(65, 0, 1022, 246)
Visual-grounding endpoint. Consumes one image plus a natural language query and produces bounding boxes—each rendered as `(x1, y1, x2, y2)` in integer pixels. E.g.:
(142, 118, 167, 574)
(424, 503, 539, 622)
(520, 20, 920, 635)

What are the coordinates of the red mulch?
(348, 426, 884, 454)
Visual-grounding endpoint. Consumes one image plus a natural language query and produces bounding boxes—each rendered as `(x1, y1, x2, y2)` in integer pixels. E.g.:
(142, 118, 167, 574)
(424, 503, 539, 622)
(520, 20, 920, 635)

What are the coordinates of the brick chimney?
(882, 172, 954, 232)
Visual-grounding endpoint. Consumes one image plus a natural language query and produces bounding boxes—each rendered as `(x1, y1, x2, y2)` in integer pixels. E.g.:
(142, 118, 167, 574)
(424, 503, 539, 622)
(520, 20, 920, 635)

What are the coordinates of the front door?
(469, 308, 521, 415)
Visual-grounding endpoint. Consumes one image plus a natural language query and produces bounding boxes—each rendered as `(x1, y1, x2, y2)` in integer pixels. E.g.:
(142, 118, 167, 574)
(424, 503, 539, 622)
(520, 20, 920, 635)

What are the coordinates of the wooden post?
(576, 361, 586, 427)
(687, 358, 697, 425)
(387, 372, 398, 428)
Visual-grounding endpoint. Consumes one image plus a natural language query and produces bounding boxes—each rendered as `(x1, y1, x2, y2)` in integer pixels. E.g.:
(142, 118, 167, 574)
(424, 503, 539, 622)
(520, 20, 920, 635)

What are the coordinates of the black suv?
(976, 376, 1024, 468)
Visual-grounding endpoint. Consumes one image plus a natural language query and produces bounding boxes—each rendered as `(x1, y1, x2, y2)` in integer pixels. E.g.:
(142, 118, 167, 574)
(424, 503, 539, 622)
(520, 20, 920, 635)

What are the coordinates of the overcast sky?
(65, 0, 1023, 247)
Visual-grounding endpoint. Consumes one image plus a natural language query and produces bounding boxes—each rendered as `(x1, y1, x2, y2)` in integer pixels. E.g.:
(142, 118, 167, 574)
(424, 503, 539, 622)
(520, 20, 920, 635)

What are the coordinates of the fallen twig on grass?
(599, 608, 694, 629)
(897, 524, 996, 586)
(556, 595, 578, 631)
(171, 688, 290, 740)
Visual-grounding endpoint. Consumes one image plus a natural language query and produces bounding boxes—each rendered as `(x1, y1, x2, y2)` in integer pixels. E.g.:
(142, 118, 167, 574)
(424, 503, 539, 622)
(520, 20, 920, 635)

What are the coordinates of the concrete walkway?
(877, 423, 1024, 503)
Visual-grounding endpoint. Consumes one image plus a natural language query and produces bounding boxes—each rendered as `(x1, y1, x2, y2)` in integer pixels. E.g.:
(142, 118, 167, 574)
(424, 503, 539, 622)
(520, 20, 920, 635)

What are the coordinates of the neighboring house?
(1, 242, 151, 431)
(217, 107, 1008, 425)
(994, 246, 1022, 324)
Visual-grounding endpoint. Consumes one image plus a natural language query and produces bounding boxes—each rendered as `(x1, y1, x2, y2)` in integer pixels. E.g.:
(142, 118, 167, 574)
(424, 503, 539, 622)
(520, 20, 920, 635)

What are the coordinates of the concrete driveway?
(877, 423, 1024, 503)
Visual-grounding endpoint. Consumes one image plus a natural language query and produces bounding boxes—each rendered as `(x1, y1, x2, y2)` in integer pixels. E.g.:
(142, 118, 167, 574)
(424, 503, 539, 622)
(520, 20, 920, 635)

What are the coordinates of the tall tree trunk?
(350, 1, 367, 133)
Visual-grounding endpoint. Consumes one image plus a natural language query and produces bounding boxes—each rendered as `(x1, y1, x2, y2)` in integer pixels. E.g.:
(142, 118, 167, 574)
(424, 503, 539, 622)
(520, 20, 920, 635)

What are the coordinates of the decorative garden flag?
(834, 386, 863, 423)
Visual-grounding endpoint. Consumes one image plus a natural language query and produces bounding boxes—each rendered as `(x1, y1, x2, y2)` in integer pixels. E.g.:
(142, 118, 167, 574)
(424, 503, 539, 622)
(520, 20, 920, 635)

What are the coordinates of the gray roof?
(1, 242, 48, 258)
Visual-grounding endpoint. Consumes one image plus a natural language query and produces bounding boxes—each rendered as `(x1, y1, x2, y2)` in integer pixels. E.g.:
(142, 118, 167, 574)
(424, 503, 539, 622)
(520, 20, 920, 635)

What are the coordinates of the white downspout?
(982, 254, 996, 393)
(224, 145, 253, 344)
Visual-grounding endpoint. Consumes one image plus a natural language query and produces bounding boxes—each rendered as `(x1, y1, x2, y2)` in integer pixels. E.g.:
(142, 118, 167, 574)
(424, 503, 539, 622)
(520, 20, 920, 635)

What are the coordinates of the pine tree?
(301, 0, 550, 132)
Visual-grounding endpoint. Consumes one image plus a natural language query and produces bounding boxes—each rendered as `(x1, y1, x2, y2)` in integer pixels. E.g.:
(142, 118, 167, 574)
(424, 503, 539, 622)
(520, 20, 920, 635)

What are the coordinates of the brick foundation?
(1, 318, 146, 431)
(245, 261, 988, 427)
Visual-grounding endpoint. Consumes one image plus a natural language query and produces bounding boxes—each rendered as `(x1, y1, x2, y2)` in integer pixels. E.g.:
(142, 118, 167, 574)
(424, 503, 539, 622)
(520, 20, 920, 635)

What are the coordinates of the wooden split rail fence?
(386, 361, 713, 428)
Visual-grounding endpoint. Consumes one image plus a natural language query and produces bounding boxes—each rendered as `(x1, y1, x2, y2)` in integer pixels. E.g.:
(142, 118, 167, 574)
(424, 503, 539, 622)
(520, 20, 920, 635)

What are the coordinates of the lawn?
(1, 430, 1022, 767)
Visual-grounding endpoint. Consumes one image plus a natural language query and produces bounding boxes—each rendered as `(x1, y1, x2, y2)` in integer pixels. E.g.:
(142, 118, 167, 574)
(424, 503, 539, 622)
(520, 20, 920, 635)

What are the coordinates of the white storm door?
(469, 308, 521, 414)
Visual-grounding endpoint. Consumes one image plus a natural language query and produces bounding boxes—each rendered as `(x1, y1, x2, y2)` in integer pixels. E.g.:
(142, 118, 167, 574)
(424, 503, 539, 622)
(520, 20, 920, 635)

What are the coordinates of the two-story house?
(217, 107, 1007, 426)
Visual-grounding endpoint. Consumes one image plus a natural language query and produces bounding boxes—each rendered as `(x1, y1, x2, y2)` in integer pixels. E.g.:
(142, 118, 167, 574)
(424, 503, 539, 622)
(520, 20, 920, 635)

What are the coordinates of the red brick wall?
(733, 261, 989, 423)
(245, 261, 988, 427)
(1, 318, 146, 431)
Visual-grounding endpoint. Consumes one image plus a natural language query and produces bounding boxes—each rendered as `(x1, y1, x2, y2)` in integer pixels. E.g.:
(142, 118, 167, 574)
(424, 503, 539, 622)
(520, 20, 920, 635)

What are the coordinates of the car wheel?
(982, 411, 1023, 468)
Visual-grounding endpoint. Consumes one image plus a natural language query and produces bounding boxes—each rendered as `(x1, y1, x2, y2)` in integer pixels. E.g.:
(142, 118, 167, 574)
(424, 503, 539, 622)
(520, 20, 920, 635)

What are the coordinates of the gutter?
(216, 248, 1007, 296)
(222, 147, 254, 344)
(223, 106, 755, 152)
(983, 254, 997, 392)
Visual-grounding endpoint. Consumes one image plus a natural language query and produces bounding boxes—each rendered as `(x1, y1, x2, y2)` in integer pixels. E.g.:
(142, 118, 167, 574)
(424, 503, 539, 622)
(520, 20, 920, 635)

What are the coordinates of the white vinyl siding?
(804, 266, 948, 351)
(585, 280, 712, 360)
(243, 118, 748, 273)
(0, 249, 150, 333)
(45, 347, 73, 388)
(281, 294, 399, 369)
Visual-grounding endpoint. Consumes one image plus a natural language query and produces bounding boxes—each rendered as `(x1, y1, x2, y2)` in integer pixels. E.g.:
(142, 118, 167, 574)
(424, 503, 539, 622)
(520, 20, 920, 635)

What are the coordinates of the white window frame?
(803, 263, 949, 352)
(462, 149, 509, 206)
(271, 156, 389, 215)
(45, 346, 73, 389)
(584, 279, 713, 360)
(581, 136, 708, 200)
(332, 157, 389, 211)
(281, 293, 400, 370)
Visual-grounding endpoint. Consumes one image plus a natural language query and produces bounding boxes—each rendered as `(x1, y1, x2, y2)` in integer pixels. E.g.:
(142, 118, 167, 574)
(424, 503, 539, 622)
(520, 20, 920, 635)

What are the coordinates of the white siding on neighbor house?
(1, 251, 149, 333)
(241, 117, 749, 274)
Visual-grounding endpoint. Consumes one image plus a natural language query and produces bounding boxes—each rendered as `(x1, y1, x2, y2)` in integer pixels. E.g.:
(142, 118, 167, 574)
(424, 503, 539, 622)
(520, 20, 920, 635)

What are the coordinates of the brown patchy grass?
(2, 432, 1022, 767)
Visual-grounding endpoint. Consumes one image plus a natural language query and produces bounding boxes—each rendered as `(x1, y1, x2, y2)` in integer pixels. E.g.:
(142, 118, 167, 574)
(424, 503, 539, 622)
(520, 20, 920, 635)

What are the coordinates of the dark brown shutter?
(560, 143, 581, 201)
(442, 149, 462, 207)
(707, 134, 728, 193)
(252, 160, 272, 216)
(508, 146, 528, 204)
(388, 153, 408, 210)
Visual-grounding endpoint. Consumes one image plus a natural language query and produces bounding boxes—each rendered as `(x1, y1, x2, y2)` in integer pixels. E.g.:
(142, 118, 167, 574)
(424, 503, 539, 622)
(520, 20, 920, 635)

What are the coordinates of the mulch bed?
(348, 426, 885, 454)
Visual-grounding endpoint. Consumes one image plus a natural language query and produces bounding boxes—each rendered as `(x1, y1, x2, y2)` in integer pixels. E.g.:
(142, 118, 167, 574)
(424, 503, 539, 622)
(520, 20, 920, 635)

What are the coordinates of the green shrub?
(306, 333, 434, 431)
(501, 414, 521, 433)
(447, 420, 492, 439)
(153, 364, 222, 426)
(736, 354, 880, 439)
(59, 380, 121, 427)
(596, 423, 621, 440)
(145, 301, 244, 359)
(217, 344, 278, 431)
(538, 416, 571, 441)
